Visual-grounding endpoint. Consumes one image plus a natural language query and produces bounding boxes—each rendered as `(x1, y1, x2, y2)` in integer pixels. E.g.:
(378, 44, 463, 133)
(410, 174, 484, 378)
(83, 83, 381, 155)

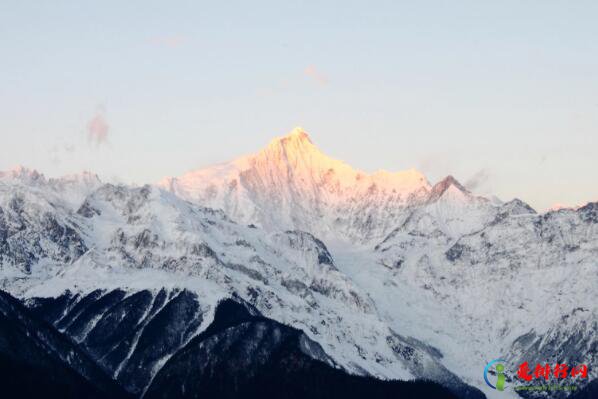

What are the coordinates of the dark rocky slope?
(0, 290, 130, 399)
(145, 298, 464, 399)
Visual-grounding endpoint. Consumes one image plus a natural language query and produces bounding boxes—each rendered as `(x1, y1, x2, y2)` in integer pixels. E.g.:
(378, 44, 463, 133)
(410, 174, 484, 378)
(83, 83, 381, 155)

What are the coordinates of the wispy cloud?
(87, 108, 109, 146)
(304, 65, 328, 85)
(465, 169, 492, 192)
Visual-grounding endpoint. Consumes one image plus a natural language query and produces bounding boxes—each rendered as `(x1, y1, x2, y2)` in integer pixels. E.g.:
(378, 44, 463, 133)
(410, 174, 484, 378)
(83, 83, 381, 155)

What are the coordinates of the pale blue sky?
(1, 1, 597, 210)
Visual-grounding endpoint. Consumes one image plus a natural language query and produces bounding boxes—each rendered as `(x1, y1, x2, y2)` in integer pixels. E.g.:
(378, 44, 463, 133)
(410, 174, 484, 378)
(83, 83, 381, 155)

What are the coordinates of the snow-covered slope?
(372, 198, 598, 398)
(154, 129, 597, 398)
(0, 170, 90, 277)
(0, 177, 480, 397)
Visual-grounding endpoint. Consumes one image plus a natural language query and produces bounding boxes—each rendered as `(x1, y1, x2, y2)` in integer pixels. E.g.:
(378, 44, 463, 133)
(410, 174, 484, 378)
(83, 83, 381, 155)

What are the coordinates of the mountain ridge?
(157, 128, 479, 242)
(1, 129, 596, 398)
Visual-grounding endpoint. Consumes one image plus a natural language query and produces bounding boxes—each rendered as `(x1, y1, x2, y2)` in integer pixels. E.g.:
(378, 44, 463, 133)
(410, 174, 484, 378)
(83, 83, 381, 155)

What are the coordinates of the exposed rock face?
(28, 288, 204, 395)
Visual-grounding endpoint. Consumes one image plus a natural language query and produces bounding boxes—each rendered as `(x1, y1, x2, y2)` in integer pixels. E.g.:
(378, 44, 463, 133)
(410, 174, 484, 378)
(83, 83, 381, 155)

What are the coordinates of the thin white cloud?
(87, 110, 109, 146)
(465, 169, 492, 192)
(304, 65, 328, 85)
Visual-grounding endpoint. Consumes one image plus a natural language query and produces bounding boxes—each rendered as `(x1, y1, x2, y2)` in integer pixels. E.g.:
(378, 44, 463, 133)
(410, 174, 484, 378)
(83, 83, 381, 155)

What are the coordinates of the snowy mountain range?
(0, 128, 596, 399)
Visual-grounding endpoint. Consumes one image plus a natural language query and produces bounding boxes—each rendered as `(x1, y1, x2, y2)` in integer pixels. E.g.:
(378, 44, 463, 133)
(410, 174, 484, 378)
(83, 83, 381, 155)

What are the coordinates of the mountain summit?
(272, 126, 313, 145)
(159, 128, 433, 241)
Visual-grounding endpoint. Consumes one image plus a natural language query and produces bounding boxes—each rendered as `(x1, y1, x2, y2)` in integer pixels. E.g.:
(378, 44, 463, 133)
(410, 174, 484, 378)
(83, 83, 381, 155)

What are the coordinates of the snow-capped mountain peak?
(268, 126, 314, 147)
(0, 167, 101, 188)
(0, 165, 45, 184)
(427, 175, 470, 202)
(0, 167, 102, 209)
(158, 128, 432, 241)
